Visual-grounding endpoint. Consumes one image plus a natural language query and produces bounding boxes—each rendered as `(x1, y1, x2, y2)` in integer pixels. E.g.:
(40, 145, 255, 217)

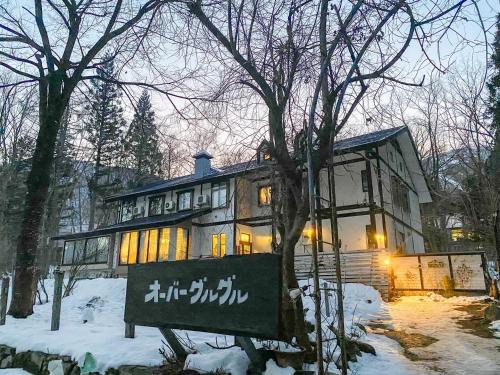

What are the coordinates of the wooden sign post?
(51, 269, 64, 331)
(124, 254, 281, 372)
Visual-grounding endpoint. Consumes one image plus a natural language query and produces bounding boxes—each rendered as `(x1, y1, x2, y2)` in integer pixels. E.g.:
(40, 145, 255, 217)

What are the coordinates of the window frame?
(148, 195, 165, 217)
(211, 181, 229, 209)
(176, 189, 194, 211)
(62, 236, 110, 266)
(257, 185, 272, 207)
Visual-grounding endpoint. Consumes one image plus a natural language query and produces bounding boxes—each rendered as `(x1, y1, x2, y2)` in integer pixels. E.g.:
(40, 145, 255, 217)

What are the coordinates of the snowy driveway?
(367, 295, 500, 375)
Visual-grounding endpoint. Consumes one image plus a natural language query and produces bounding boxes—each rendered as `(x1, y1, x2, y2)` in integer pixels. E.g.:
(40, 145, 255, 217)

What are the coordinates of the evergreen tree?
(487, 14, 500, 272)
(124, 90, 162, 182)
(85, 54, 126, 229)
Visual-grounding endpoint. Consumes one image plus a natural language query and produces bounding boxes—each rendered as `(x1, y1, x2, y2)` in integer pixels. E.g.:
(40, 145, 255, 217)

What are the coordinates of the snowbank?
(0, 277, 385, 374)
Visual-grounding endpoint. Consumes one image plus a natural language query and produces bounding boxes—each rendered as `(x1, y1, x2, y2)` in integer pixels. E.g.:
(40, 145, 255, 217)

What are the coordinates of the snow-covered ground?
(0, 278, 497, 374)
(369, 294, 500, 375)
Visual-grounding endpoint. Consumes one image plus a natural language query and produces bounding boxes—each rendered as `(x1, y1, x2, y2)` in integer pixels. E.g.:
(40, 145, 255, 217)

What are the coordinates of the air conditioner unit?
(132, 206, 144, 217)
(197, 194, 210, 206)
(164, 201, 176, 211)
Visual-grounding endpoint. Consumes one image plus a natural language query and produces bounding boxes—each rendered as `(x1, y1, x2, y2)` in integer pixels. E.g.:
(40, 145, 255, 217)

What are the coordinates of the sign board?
(124, 253, 281, 339)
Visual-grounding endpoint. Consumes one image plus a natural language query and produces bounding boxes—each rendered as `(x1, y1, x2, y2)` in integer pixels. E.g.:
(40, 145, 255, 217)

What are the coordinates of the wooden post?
(51, 270, 64, 331)
(235, 336, 265, 374)
(322, 282, 330, 318)
(0, 274, 9, 325)
(125, 323, 135, 338)
(159, 327, 187, 360)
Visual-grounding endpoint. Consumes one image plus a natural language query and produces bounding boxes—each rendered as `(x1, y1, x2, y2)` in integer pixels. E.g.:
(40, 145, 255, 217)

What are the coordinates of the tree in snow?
(124, 90, 163, 183)
(0, 0, 176, 318)
(84, 54, 126, 230)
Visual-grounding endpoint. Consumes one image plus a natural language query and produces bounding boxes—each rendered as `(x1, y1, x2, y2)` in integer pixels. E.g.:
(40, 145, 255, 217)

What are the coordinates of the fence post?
(0, 274, 9, 325)
(322, 282, 330, 318)
(51, 269, 64, 331)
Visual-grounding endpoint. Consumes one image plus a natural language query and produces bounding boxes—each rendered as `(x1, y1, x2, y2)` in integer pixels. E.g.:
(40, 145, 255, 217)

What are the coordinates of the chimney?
(193, 150, 213, 177)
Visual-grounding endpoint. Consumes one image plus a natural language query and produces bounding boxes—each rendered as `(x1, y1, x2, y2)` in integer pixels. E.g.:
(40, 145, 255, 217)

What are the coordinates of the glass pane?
(176, 228, 188, 260)
(63, 241, 75, 265)
(149, 196, 163, 216)
(258, 186, 271, 205)
(138, 231, 149, 264)
(74, 240, 86, 263)
(220, 233, 226, 257)
(211, 234, 218, 257)
(128, 231, 139, 264)
(85, 238, 99, 263)
(96, 237, 109, 263)
(120, 233, 130, 264)
(158, 228, 170, 261)
(148, 229, 158, 262)
(211, 188, 219, 208)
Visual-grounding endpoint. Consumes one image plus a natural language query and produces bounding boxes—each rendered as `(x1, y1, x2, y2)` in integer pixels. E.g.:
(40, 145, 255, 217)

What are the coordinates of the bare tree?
(0, 0, 176, 318)
(180, 0, 473, 366)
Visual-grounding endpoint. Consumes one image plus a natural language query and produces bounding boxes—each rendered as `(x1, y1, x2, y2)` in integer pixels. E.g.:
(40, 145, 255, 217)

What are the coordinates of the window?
(391, 176, 410, 213)
(121, 199, 135, 222)
(361, 170, 369, 192)
(239, 233, 252, 254)
(137, 229, 159, 263)
(211, 233, 227, 257)
(258, 186, 272, 206)
(211, 234, 218, 257)
(389, 151, 394, 162)
(149, 196, 164, 216)
(119, 231, 139, 265)
(175, 228, 189, 260)
(158, 228, 171, 261)
(62, 236, 110, 265)
(211, 182, 228, 208)
(177, 190, 193, 211)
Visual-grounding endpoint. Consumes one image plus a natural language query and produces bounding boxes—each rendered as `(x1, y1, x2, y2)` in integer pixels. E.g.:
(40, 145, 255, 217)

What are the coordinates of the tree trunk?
(8, 77, 67, 318)
(494, 200, 500, 272)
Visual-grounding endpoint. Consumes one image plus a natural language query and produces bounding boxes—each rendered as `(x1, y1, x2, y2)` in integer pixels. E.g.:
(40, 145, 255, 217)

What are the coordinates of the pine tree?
(487, 14, 500, 273)
(124, 90, 162, 183)
(85, 54, 126, 230)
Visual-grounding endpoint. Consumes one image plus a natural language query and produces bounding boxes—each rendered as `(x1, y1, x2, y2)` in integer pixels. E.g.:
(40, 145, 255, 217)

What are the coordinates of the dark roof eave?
(52, 208, 211, 241)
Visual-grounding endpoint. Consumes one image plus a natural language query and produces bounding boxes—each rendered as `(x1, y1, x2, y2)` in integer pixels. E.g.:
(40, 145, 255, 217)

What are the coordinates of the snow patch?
(184, 347, 250, 375)
(264, 359, 294, 375)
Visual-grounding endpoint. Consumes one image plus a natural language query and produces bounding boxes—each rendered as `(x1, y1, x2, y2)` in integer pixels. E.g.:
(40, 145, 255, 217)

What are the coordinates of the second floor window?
(149, 196, 164, 216)
(121, 199, 135, 222)
(258, 185, 272, 206)
(177, 190, 193, 211)
(361, 170, 369, 192)
(211, 182, 228, 208)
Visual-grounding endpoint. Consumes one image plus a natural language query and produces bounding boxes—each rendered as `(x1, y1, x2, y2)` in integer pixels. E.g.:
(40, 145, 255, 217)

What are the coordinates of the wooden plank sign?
(124, 253, 281, 339)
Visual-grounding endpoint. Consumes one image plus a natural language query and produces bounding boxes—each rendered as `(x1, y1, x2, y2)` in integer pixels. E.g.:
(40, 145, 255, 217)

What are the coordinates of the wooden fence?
(391, 252, 487, 293)
(295, 250, 390, 299)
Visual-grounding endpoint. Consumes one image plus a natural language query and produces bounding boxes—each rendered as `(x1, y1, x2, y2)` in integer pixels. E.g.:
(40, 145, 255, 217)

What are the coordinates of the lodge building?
(53, 126, 432, 294)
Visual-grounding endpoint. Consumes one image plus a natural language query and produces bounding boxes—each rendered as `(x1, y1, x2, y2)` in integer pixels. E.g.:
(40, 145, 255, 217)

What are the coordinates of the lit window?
(149, 196, 164, 216)
(211, 234, 218, 257)
(177, 191, 192, 211)
(148, 229, 159, 262)
(450, 228, 465, 242)
(258, 186, 272, 206)
(176, 228, 189, 260)
(121, 199, 135, 222)
(239, 233, 252, 254)
(220, 233, 226, 257)
(211, 182, 228, 208)
(361, 170, 369, 192)
(120, 231, 139, 265)
(158, 228, 170, 261)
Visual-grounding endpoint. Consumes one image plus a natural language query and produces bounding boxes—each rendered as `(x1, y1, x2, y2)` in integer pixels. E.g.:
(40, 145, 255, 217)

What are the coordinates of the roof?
(52, 208, 210, 240)
(105, 160, 264, 202)
(332, 126, 406, 152)
(105, 126, 411, 202)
